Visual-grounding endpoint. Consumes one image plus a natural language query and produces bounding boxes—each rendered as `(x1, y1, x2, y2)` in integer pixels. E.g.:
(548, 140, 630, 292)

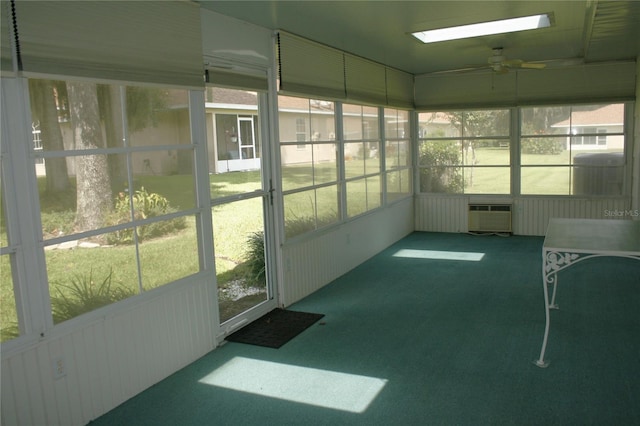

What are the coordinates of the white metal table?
(534, 218, 640, 368)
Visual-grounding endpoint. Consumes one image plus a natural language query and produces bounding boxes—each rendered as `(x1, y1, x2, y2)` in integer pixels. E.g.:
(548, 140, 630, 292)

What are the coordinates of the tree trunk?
(100, 85, 128, 190)
(66, 82, 112, 232)
(28, 80, 69, 192)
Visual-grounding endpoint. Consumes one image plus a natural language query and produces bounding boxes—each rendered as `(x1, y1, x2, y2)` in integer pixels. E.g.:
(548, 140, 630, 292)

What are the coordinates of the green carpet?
(90, 232, 640, 425)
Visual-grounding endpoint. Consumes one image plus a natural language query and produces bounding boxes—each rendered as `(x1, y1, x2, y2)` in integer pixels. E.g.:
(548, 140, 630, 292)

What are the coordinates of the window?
(1, 162, 19, 342)
(343, 104, 382, 217)
(521, 103, 626, 196)
(29, 79, 201, 324)
(279, 95, 339, 239)
(418, 109, 510, 194)
(384, 108, 412, 203)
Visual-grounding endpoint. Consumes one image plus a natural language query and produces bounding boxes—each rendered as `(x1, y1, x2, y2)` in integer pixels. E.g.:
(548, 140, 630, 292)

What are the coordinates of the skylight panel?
(412, 13, 551, 44)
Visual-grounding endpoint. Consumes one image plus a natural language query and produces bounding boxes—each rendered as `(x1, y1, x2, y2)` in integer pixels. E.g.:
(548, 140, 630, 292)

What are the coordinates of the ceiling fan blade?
(502, 59, 524, 68)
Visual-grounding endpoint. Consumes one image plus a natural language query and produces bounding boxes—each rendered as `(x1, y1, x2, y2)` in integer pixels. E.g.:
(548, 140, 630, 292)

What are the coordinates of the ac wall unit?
(468, 204, 512, 233)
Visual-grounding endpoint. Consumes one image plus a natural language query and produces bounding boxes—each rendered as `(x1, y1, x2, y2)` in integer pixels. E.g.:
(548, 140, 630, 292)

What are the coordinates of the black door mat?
(225, 308, 324, 348)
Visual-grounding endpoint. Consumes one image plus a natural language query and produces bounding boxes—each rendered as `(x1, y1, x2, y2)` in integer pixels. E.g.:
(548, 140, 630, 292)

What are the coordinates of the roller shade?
(1, 0, 14, 75)
(415, 61, 636, 109)
(14, 1, 204, 88)
(206, 67, 268, 91)
(515, 61, 636, 104)
(345, 53, 386, 105)
(277, 31, 346, 99)
(386, 67, 414, 109)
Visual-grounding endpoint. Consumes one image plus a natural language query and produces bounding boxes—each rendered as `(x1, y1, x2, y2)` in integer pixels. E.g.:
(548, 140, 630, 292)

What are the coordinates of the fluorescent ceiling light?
(412, 13, 551, 44)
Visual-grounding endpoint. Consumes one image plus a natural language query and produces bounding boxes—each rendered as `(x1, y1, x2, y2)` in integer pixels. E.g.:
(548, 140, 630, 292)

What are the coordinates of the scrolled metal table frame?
(533, 218, 640, 368)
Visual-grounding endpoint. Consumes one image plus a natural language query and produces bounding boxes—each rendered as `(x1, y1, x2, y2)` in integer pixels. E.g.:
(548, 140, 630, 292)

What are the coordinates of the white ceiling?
(197, 0, 640, 75)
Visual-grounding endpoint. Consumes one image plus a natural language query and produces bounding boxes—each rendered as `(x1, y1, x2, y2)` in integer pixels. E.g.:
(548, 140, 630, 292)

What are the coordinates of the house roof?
(552, 103, 624, 127)
(209, 87, 258, 106)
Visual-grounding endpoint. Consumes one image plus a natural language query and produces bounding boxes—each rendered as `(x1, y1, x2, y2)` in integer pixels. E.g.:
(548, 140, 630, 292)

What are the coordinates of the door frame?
(211, 89, 280, 341)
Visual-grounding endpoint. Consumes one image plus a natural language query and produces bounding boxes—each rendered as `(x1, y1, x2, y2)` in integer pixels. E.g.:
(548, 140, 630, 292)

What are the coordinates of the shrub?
(50, 268, 135, 324)
(244, 231, 266, 286)
(419, 142, 464, 193)
(522, 138, 564, 155)
(106, 187, 186, 244)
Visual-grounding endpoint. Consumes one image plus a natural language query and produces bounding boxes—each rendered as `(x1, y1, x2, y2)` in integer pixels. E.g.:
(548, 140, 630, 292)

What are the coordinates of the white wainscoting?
(1, 278, 216, 426)
(281, 198, 414, 306)
(415, 194, 632, 236)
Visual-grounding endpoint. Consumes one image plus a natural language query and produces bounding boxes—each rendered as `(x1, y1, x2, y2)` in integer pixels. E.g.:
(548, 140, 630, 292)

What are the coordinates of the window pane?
(384, 108, 410, 139)
(418, 112, 462, 138)
(283, 186, 339, 238)
(310, 100, 335, 141)
(283, 190, 315, 239)
(210, 169, 262, 200)
(464, 167, 510, 194)
(573, 155, 624, 196)
(46, 231, 139, 324)
(418, 140, 461, 167)
(344, 142, 365, 178)
(461, 110, 509, 137)
(346, 178, 367, 217)
(474, 142, 510, 166)
(419, 166, 463, 194)
(521, 167, 571, 195)
(278, 96, 309, 143)
(367, 175, 382, 209)
(365, 142, 381, 174)
(343, 104, 379, 141)
(315, 185, 339, 229)
(313, 143, 337, 185)
(343, 104, 363, 140)
(281, 145, 313, 191)
(131, 151, 196, 210)
(386, 169, 412, 202)
(139, 215, 198, 290)
(521, 106, 571, 136)
(39, 154, 126, 240)
(521, 137, 567, 164)
(128, 88, 190, 148)
(0, 253, 19, 342)
(363, 106, 379, 139)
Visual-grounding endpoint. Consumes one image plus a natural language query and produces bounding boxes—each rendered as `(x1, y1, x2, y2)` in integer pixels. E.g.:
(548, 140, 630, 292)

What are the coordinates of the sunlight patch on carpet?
(392, 248, 485, 261)
(199, 357, 387, 413)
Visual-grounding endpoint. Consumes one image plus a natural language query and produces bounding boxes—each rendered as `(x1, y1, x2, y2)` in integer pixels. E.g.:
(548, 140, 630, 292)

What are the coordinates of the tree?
(28, 80, 69, 192)
(66, 82, 112, 232)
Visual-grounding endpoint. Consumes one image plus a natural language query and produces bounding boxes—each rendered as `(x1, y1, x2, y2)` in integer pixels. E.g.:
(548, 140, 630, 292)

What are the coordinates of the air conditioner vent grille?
(468, 204, 512, 233)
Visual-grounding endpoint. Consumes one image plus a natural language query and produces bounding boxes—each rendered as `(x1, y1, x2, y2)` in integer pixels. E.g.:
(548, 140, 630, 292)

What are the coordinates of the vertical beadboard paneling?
(514, 198, 631, 235)
(281, 199, 413, 306)
(417, 195, 631, 236)
(1, 278, 216, 426)
(415, 195, 468, 233)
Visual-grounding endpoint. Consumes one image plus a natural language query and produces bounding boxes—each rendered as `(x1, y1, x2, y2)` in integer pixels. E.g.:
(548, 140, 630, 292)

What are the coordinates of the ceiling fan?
(486, 47, 546, 73)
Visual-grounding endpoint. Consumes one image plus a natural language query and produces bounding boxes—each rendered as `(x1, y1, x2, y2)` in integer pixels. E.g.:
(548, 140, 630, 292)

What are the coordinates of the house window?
(418, 109, 511, 194)
(0, 165, 19, 342)
(28, 78, 201, 324)
(32, 122, 44, 165)
(521, 103, 626, 196)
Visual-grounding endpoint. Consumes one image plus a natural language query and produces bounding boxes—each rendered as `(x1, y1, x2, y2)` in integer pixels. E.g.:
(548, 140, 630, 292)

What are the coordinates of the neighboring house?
(551, 103, 624, 151)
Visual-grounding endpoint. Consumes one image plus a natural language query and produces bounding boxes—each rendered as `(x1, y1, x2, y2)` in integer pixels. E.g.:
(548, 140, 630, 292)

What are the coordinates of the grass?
(445, 147, 618, 195)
